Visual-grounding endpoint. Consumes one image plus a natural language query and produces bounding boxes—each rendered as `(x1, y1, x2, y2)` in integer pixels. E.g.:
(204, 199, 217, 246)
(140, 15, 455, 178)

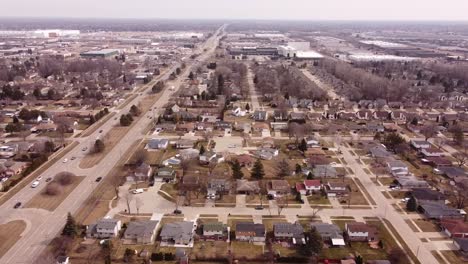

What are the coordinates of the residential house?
(180, 175, 200, 193)
(254, 148, 279, 160)
(160, 221, 195, 245)
(395, 175, 430, 189)
(199, 151, 217, 165)
(202, 222, 228, 241)
(273, 110, 288, 122)
(147, 138, 169, 150)
(56, 256, 70, 264)
(236, 180, 260, 194)
(304, 180, 322, 193)
(235, 154, 255, 167)
(421, 147, 444, 157)
(440, 218, 468, 238)
(387, 160, 409, 177)
(252, 110, 268, 121)
(410, 140, 431, 150)
(86, 218, 122, 239)
(310, 223, 345, 246)
(154, 167, 176, 182)
(290, 112, 306, 123)
(175, 139, 195, 149)
(124, 220, 159, 244)
(313, 165, 338, 178)
(134, 163, 153, 181)
(373, 111, 390, 120)
(411, 188, 445, 206)
(369, 146, 391, 159)
(356, 110, 372, 120)
(304, 136, 320, 148)
(345, 222, 379, 242)
(295, 182, 306, 195)
(235, 222, 266, 242)
(273, 222, 305, 244)
(425, 157, 452, 168)
(439, 166, 468, 180)
(325, 182, 348, 197)
(268, 180, 290, 196)
(208, 179, 231, 195)
(419, 201, 463, 219)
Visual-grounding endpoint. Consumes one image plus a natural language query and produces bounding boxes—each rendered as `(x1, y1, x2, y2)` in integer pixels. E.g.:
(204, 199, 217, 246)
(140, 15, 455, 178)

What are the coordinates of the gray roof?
(148, 138, 169, 149)
(95, 218, 119, 229)
(125, 220, 159, 239)
(236, 222, 265, 237)
(310, 223, 343, 239)
(369, 146, 391, 158)
(420, 201, 462, 219)
(313, 165, 337, 177)
(455, 238, 468, 252)
(273, 222, 304, 237)
(160, 221, 194, 240)
(203, 222, 226, 233)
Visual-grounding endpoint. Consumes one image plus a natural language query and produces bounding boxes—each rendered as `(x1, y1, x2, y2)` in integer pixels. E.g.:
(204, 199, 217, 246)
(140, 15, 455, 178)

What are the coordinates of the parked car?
(132, 188, 144, 194)
(14, 202, 21, 209)
(31, 181, 40, 188)
(255, 206, 264, 210)
(95, 177, 102, 182)
(173, 209, 182, 214)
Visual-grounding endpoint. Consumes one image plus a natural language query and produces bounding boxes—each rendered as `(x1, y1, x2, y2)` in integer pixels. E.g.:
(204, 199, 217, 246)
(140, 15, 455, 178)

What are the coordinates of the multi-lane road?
(0, 25, 225, 264)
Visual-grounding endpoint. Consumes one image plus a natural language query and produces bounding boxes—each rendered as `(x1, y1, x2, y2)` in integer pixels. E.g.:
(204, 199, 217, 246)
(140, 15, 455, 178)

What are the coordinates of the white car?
(132, 189, 144, 194)
(31, 181, 40, 188)
(63, 158, 68, 163)
(36, 176, 42, 181)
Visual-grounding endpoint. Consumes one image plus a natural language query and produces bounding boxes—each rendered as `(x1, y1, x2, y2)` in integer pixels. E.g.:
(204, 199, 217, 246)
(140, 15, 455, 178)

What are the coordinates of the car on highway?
(132, 188, 144, 194)
(71, 156, 76, 160)
(82, 147, 88, 151)
(45, 177, 52, 182)
(255, 206, 264, 210)
(14, 202, 21, 209)
(173, 209, 182, 215)
(95, 177, 102, 182)
(31, 181, 40, 188)
(36, 176, 42, 181)
(99, 130, 103, 133)
(63, 158, 68, 163)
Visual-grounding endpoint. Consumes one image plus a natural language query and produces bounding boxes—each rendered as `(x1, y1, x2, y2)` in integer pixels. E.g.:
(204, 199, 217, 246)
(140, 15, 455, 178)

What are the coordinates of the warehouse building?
(80, 49, 120, 58)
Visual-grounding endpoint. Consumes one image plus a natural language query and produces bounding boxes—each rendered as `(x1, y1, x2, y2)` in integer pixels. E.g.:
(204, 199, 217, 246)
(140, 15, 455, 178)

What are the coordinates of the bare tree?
(123, 192, 133, 214)
(276, 195, 289, 216)
(310, 205, 323, 218)
(55, 172, 75, 186)
(44, 182, 61, 196)
(433, 137, 445, 150)
(453, 152, 468, 167)
(421, 125, 438, 141)
(133, 149, 148, 166)
(135, 197, 143, 215)
(180, 158, 194, 177)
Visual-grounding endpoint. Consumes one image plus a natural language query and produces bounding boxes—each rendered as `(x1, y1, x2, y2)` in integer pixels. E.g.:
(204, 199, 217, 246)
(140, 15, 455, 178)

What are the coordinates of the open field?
(25, 176, 85, 211)
(0, 141, 79, 206)
(0, 220, 26, 258)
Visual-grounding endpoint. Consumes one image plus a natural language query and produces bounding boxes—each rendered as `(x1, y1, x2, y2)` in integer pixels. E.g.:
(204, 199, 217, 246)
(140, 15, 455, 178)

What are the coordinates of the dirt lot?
(79, 127, 129, 169)
(25, 176, 85, 211)
(0, 220, 26, 258)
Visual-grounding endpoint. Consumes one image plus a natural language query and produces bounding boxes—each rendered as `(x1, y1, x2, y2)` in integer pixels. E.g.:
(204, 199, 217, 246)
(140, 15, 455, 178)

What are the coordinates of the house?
(440, 218, 468, 238)
(208, 179, 231, 195)
(373, 111, 390, 120)
(304, 180, 321, 192)
(387, 160, 409, 176)
(425, 156, 452, 168)
(175, 139, 195, 149)
(254, 148, 279, 160)
(273, 222, 305, 244)
(345, 222, 379, 242)
(236, 180, 260, 194)
(439, 166, 468, 180)
(199, 151, 217, 165)
(235, 222, 266, 242)
(268, 180, 290, 196)
(454, 238, 468, 258)
(310, 223, 345, 246)
(325, 182, 348, 197)
(410, 140, 431, 150)
(411, 188, 445, 206)
(180, 176, 200, 191)
(304, 136, 320, 148)
(252, 110, 268, 121)
(273, 110, 289, 121)
(134, 163, 153, 181)
(56, 256, 70, 264)
(160, 221, 195, 245)
(154, 167, 176, 182)
(295, 183, 306, 195)
(395, 175, 430, 189)
(235, 154, 255, 167)
(86, 218, 122, 238)
(202, 222, 228, 240)
(124, 220, 159, 244)
(420, 201, 463, 219)
(421, 147, 444, 157)
(369, 146, 391, 159)
(147, 138, 169, 150)
(356, 110, 372, 120)
(290, 112, 306, 123)
(313, 165, 338, 178)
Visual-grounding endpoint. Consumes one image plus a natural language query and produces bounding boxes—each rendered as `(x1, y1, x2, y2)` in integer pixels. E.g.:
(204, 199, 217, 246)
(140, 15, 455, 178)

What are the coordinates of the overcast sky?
(1, 0, 468, 21)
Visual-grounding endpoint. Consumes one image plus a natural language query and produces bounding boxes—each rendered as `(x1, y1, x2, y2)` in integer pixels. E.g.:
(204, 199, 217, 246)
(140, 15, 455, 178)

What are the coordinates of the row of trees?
(120, 105, 141, 126)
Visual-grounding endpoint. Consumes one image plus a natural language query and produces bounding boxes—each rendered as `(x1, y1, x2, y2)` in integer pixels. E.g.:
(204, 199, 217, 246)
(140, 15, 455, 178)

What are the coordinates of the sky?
(1, 0, 468, 21)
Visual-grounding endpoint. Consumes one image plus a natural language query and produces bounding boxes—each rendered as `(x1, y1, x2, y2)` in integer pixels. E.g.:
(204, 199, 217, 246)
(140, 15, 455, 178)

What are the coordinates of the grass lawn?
(227, 218, 253, 231)
(192, 241, 229, 260)
(327, 178, 369, 205)
(441, 250, 466, 263)
(25, 176, 85, 211)
(413, 219, 439, 232)
(215, 194, 236, 206)
(262, 218, 287, 232)
(307, 193, 331, 205)
(231, 241, 264, 259)
(378, 177, 396, 186)
(388, 191, 408, 199)
(0, 220, 26, 258)
(405, 220, 420, 232)
(271, 243, 297, 257)
(331, 219, 355, 230)
(159, 216, 185, 226)
(160, 183, 178, 198)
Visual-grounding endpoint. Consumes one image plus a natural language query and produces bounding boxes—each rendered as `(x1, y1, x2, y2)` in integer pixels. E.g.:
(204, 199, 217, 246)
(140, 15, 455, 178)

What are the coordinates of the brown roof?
(440, 218, 468, 235)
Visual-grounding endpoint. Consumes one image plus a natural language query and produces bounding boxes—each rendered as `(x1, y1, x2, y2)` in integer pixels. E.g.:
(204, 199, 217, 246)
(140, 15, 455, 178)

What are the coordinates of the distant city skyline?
(1, 0, 468, 21)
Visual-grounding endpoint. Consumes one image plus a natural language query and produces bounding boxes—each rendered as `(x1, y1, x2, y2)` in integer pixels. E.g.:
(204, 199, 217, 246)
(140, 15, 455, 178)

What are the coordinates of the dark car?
(95, 177, 103, 182)
(14, 202, 21, 209)
(255, 206, 264, 210)
(173, 209, 182, 215)
(45, 177, 52, 182)
(99, 130, 103, 133)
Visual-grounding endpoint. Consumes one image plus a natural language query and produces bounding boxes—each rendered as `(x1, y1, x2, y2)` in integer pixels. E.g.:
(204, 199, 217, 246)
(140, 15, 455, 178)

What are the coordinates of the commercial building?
(80, 49, 120, 58)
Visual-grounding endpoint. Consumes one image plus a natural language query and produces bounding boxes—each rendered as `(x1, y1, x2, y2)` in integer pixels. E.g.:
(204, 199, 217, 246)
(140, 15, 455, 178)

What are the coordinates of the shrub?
(56, 172, 74, 186)
(44, 182, 61, 196)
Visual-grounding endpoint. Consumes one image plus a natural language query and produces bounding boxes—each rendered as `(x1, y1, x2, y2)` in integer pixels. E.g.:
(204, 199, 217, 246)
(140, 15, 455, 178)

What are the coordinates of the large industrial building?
(227, 46, 278, 56)
(278, 41, 324, 60)
(80, 49, 120, 58)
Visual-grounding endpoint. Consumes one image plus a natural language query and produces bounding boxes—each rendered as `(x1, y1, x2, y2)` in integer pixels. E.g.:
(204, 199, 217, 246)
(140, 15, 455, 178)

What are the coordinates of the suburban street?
(0, 25, 226, 264)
